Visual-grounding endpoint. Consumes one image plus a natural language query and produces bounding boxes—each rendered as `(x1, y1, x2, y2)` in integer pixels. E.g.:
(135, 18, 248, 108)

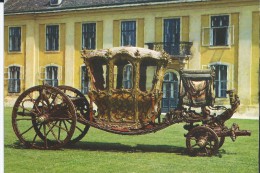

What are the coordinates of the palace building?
(4, 0, 259, 116)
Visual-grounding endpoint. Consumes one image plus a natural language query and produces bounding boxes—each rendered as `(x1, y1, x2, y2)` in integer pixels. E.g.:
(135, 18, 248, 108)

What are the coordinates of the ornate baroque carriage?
(12, 47, 251, 156)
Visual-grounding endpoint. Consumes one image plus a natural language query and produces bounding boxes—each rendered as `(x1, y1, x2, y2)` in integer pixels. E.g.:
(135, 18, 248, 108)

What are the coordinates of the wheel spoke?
(47, 123, 61, 143)
(43, 124, 48, 149)
(49, 93, 58, 106)
(49, 122, 70, 133)
(62, 120, 69, 131)
(18, 106, 38, 116)
(58, 121, 62, 140)
(20, 125, 34, 136)
(16, 118, 38, 121)
(46, 121, 58, 136)
(27, 94, 41, 113)
(49, 117, 72, 121)
(32, 133, 38, 144)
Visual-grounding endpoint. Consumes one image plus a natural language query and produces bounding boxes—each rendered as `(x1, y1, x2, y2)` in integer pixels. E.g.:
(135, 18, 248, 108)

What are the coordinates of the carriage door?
(162, 72, 179, 113)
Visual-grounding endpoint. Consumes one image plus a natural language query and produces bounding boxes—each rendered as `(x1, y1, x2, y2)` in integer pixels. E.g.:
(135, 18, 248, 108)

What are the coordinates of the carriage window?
(139, 59, 157, 91)
(90, 59, 108, 90)
(123, 64, 133, 89)
(114, 59, 133, 89)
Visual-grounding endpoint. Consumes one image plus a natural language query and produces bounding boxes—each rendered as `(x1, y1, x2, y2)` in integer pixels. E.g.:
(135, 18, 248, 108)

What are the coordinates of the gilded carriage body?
(82, 47, 169, 130)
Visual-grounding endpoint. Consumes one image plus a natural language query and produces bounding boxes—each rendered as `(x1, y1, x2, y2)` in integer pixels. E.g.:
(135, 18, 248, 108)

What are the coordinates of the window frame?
(210, 15, 230, 47)
(120, 20, 136, 47)
(163, 17, 181, 55)
(45, 65, 59, 87)
(81, 65, 89, 94)
(8, 65, 21, 93)
(82, 22, 96, 50)
(46, 24, 60, 51)
(211, 64, 228, 98)
(8, 26, 22, 52)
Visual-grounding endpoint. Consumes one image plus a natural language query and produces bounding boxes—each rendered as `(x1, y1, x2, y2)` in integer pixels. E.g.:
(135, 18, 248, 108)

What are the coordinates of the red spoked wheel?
(186, 126, 219, 156)
(12, 85, 76, 149)
(58, 85, 90, 144)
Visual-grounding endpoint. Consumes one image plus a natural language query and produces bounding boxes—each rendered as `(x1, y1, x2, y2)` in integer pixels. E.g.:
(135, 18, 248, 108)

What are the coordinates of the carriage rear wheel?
(58, 85, 90, 144)
(186, 126, 219, 156)
(12, 85, 76, 149)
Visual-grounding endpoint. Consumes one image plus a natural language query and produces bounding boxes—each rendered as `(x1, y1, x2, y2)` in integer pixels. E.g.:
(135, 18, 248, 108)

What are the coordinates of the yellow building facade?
(4, 0, 259, 116)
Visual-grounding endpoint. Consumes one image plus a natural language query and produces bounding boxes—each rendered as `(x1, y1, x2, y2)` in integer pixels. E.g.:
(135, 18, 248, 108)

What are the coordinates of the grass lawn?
(4, 107, 259, 173)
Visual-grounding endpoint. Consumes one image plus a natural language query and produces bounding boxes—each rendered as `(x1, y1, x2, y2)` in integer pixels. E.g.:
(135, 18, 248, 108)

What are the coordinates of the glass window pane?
(9, 27, 21, 51)
(121, 21, 136, 46)
(82, 23, 96, 50)
(8, 66, 21, 93)
(211, 65, 228, 97)
(211, 15, 229, 46)
(46, 25, 59, 51)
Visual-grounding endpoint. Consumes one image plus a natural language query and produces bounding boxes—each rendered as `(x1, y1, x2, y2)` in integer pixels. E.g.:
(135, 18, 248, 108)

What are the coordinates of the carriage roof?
(81, 47, 170, 61)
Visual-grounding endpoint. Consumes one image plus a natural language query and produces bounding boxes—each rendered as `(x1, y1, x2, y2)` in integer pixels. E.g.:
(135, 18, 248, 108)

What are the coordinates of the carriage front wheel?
(186, 126, 219, 156)
(12, 85, 76, 149)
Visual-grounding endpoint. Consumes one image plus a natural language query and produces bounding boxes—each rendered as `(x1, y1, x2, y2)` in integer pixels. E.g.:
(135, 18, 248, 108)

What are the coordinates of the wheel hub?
(197, 138, 207, 147)
(37, 114, 49, 123)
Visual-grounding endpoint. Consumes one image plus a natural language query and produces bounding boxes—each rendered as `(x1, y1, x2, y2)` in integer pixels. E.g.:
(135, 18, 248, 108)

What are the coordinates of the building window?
(211, 15, 229, 46)
(163, 18, 180, 55)
(211, 65, 228, 98)
(82, 23, 96, 50)
(81, 66, 89, 94)
(9, 27, 21, 52)
(8, 66, 21, 93)
(45, 66, 58, 87)
(121, 21, 136, 46)
(123, 64, 133, 89)
(46, 25, 59, 51)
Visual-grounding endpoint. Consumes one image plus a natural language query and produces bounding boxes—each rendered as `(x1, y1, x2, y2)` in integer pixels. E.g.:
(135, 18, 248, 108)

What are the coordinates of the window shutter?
(4, 67, 8, 80)
(20, 65, 24, 80)
(209, 28, 213, 46)
(202, 27, 210, 46)
(228, 25, 234, 46)
(39, 66, 46, 80)
(113, 20, 120, 47)
(227, 64, 233, 89)
(58, 65, 62, 80)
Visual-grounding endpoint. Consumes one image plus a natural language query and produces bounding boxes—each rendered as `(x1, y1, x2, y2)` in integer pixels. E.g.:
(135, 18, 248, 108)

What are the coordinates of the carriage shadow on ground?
(6, 141, 185, 155)
(66, 141, 186, 155)
(6, 141, 235, 158)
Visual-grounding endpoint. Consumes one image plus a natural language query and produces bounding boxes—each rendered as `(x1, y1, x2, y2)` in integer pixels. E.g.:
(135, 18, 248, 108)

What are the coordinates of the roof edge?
(4, 0, 208, 15)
